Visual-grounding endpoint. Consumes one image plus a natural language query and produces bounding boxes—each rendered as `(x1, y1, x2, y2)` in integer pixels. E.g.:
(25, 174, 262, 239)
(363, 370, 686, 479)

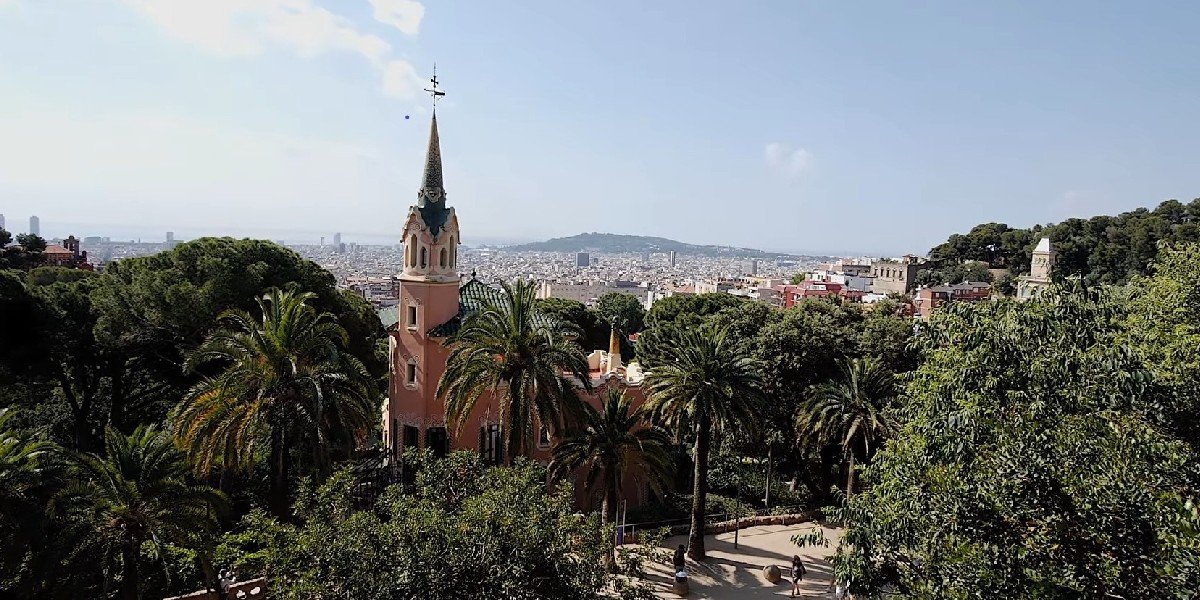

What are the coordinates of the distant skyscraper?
(320, 236, 325, 246)
(576, 252, 590, 267)
(668, 250, 676, 268)
(166, 231, 175, 243)
(333, 232, 342, 246)
(747, 259, 759, 275)
(29, 216, 39, 236)
(0, 213, 5, 230)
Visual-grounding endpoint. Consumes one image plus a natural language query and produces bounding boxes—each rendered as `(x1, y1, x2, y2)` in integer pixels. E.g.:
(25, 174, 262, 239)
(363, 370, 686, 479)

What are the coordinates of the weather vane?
(424, 63, 446, 109)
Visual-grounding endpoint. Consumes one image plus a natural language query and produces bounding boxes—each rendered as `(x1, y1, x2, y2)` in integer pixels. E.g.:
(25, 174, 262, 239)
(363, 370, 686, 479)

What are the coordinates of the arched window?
(440, 247, 447, 268)
(449, 236, 456, 267)
(420, 247, 427, 269)
(407, 234, 417, 267)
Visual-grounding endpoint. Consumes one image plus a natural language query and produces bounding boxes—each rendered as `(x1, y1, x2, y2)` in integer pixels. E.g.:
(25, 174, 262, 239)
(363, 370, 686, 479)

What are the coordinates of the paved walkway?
(644, 523, 842, 598)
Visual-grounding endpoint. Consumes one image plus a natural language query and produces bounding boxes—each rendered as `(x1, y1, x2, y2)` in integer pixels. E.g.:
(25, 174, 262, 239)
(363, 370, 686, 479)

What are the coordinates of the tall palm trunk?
(601, 469, 619, 572)
(689, 414, 711, 560)
(269, 424, 290, 518)
(121, 540, 139, 600)
(846, 452, 856, 500)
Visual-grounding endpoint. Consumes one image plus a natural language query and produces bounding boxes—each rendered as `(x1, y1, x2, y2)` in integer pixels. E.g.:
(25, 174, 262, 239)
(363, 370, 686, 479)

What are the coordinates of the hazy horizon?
(3, 1, 1199, 256)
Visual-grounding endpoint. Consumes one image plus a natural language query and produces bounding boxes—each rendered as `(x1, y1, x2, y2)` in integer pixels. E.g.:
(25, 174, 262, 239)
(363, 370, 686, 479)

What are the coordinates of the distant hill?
(503, 232, 798, 258)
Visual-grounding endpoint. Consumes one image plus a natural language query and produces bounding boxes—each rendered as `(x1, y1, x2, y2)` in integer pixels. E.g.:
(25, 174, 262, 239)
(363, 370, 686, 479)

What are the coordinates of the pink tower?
(383, 110, 462, 459)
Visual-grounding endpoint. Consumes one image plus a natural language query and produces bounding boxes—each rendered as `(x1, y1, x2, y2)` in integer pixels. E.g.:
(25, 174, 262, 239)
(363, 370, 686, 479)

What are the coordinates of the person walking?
(789, 555, 806, 597)
(217, 569, 230, 600)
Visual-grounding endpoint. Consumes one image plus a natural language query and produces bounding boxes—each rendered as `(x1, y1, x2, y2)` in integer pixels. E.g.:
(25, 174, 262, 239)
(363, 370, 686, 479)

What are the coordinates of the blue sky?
(1, 1, 1198, 254)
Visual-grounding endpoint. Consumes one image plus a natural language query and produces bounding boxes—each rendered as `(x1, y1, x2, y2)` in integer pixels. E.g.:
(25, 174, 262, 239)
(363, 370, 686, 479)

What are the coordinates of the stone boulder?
(763, 564, 782, 584)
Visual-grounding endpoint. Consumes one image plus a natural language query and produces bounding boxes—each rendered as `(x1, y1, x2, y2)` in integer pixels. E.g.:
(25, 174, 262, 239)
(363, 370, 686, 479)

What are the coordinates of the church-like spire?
(419, 112, 444, 201)
(415, 67, 452, 237)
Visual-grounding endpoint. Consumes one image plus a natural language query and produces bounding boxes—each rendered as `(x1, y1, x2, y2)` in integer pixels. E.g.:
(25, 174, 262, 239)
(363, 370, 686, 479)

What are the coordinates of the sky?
(1, 1, 1198, 255)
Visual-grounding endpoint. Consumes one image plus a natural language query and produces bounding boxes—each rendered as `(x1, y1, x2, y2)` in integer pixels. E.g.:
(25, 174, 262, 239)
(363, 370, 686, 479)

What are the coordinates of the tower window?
(440, 247, 447, 268)
(406, 361, 417, 385)
(420, 247, 427, 268)
(407, 305, 417, 330)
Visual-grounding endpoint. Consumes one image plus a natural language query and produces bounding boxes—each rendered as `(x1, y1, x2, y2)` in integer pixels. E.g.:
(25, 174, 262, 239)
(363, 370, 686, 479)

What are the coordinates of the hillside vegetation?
(929, 198, 1200, 285)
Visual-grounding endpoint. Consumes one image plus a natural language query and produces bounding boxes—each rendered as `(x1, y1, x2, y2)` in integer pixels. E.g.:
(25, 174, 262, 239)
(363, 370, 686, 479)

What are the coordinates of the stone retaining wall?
(704, 511, 818, 535)
(162, 577, 267, 600)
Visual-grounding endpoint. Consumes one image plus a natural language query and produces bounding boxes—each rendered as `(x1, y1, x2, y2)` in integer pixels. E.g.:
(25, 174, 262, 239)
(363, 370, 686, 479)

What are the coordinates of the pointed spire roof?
(416, 112, 452, 237)
(1034, 237, 1053, 253)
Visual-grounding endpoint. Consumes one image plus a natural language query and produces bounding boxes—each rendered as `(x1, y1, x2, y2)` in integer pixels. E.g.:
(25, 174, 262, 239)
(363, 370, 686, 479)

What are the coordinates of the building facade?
(870, 255, 922, 295)
(914, 282, 992, 318)
(537, 280, 643, 305)
(41, 236, 94, 270)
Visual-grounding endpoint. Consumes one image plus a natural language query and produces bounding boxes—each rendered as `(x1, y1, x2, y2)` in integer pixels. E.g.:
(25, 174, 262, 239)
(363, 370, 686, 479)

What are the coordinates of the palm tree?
(643, 324, 764, 560)
(176, 288, 375, 516)
(797, 357, 897, 499)
(0, 409, 59, 577)
(438, 279, 591, 463)
(550, 388, 673, 570)
(61, 426, 226, 600)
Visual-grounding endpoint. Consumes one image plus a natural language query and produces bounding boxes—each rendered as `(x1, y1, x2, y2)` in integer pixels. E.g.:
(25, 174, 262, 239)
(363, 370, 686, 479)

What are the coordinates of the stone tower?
(1017, 237, 1055, 299)
(384, 112, 462, 458)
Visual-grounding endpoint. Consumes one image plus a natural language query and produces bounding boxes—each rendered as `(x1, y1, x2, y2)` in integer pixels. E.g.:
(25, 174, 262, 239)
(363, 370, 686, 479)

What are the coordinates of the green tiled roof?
(427, 279, 558, 338)
(427, 278, 498, 337)
(378, 305, 400, 330)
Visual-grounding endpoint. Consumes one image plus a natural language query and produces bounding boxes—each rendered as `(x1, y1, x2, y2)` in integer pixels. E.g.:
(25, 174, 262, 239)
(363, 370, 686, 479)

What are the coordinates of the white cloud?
(0, 105, 405, 231)
(765, 142, 812, 179)
(382, 59, 422, 98)
(121, 0, 418, 99)
(369, 0, 424, 35)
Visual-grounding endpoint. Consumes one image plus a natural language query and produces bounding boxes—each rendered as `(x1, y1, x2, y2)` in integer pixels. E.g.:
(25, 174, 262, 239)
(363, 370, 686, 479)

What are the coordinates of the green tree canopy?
(594, 292, 646, 333)
(827, 287, 1200, 598)
(534, 297, 608, 352)
(61, 426, 226, 600)
(223, 453, 609, 600)
(176, 289, 375, 517)
(928, 198, 1200, 285)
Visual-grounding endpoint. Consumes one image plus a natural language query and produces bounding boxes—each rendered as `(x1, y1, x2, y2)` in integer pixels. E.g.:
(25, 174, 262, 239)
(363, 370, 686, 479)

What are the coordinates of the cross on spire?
(424, 64, 446, 110)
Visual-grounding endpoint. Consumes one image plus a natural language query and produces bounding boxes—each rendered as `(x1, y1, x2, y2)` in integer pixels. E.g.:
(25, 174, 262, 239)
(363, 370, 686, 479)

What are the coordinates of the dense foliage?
(928, 198, 1200, 285)
(0, 238, 385, 454)
(0, 238, 386, 598)
(221, 452, 610, 600)
(551, 388, 672, 570)
(0, 230, 47, 270)
(825, 261, 1200, 597)
(176, 289, 375, 516)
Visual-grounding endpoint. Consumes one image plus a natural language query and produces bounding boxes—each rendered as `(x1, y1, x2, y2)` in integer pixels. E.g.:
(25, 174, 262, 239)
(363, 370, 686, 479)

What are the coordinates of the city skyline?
(2, 1, 1199, 255)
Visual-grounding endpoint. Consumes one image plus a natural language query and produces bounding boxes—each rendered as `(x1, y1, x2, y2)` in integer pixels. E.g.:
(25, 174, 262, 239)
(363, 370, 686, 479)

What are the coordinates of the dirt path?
(642, 523, 842, 598)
